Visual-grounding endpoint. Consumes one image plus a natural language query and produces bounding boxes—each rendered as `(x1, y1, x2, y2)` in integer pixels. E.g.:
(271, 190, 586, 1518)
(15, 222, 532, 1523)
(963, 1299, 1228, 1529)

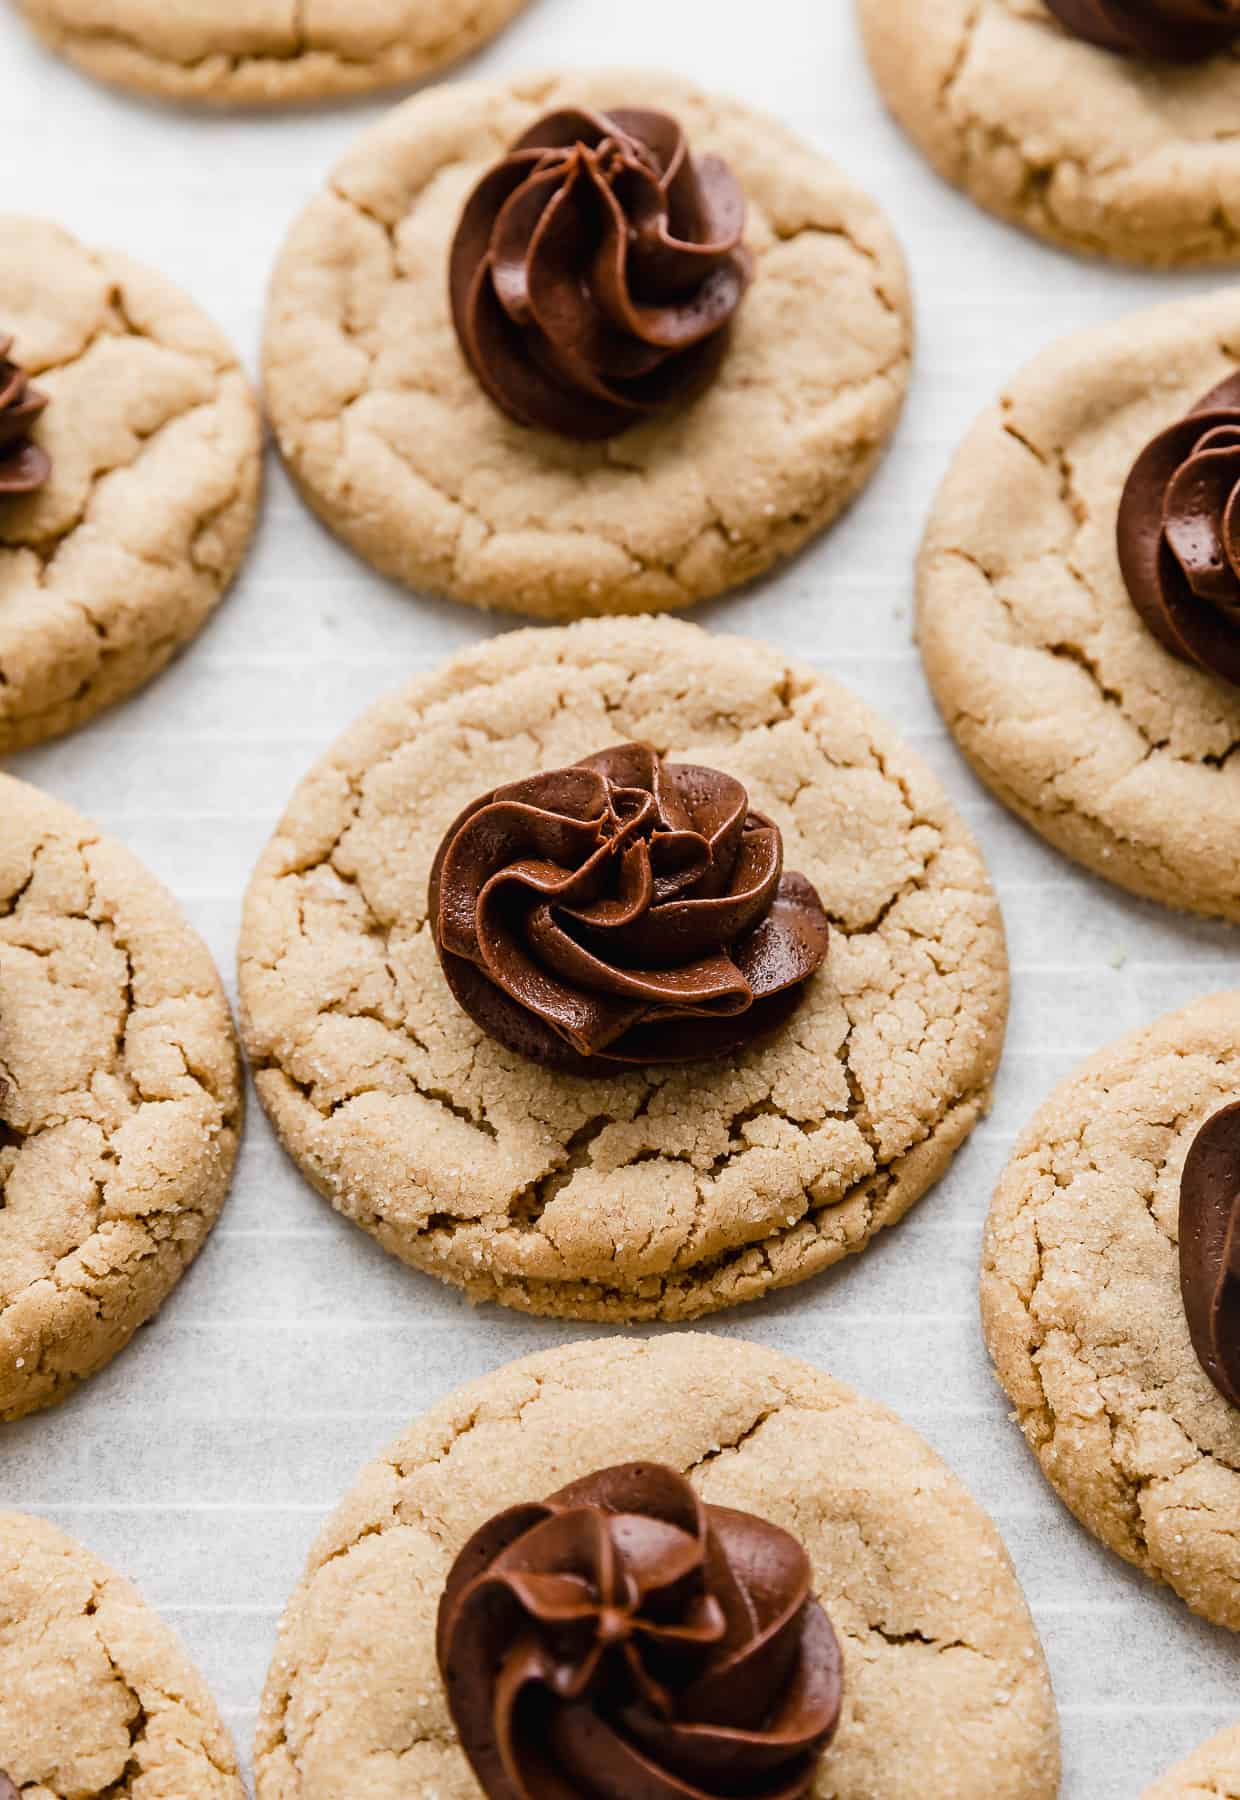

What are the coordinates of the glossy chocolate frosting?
(1045, 0, 1240, 58)
(0, 338, 50, 497)
(449, 107, 751, 440)
(1117, 372, 1240, 687)
(428, 742, 830, 1073)
(1180, 1101, 1240, 1408)
(437, 1461, 844, 1800)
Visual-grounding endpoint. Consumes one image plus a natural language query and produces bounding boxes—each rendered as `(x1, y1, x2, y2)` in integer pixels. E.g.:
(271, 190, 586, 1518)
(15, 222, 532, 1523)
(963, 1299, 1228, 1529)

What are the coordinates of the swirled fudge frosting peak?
(428, 741, 831, 1073)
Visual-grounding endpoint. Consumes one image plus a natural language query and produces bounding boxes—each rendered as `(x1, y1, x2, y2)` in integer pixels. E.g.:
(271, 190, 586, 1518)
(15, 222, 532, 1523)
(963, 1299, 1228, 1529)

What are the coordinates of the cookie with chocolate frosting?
(264, 68, 911, 620)
(920, 288, 1240, 922)
(0, 214, 261, 753)
(16, 0, 531, 104)
(982, 991, 1240, 1631)
(0, 1511, 244, 1795)
(254, 1335, 1061, 1799)
(238, 615, 1007, 1323)
(859, 0, 1240, 266)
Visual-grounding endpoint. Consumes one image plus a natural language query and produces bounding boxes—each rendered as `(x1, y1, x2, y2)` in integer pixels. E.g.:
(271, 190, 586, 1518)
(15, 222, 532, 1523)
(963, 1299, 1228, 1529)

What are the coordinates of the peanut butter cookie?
(238, 616, 1007, 1322)
(0, 774, 243, 1422)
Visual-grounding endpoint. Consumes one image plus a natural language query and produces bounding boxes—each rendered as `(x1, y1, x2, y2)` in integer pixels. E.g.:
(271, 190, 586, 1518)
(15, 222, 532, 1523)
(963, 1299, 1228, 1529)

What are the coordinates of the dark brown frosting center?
(1117, 372, 1240, 687)
(449, 107, 751, 441)
(428, 742, 830, 1073)
(0, 337, 51, 498)
(1045, 0, 1240, 58)
(1180, 1101, 1240, 1408)
(436, 1461, 844, 1800)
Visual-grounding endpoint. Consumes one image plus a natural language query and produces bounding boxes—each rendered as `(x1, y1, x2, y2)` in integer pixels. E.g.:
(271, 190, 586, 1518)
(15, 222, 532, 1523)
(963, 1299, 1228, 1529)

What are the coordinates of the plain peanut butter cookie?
(920, 288, 1240, 923)
(0, 214, 261, 754)
(1144, 1724, 1240, 1798)
(982, 991, 1240, 1631)
(263, 69, 912, 620)
(0, 774, 243, 1423)
(16, 0, 532, 106)
(238, 616, 1007, 1323)
(859, 0, 1240, 267)
(0, 1512, 244, 1796)
(254, 1335, 1061, 1800)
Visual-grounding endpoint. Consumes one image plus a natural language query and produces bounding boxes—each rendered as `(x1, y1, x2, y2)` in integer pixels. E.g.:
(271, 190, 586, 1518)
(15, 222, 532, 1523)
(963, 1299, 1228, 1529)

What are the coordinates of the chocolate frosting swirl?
(437, 1461, 844, 1800)
(1117, 372, 1240, 687)
(1180, 1101, 1240, 1409)
(0, 337, 51, 497)
(449, 107, 752, 440)
(1045, 0, 1240, 58)
(428, 742, 830, 1073)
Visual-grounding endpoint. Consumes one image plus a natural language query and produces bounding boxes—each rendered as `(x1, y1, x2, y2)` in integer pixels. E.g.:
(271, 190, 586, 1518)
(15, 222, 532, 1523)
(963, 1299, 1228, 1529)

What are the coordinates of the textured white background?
(3, 2, 1239, 1794)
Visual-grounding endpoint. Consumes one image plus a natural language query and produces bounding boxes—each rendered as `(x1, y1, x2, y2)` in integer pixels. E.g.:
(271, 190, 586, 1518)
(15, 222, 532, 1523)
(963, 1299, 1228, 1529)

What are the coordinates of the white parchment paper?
(3, 2, 1239, 1793)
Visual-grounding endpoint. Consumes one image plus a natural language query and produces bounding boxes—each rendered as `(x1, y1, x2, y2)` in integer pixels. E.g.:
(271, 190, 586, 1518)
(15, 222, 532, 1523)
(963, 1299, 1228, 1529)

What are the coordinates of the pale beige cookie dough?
(255, 1335, 1061, 1800)
(0, 1512, 244, 1797)
(263, 69, 912, 621)
(0, 214, 261, 755)
(0, 773, 242, 1423)
(859, 0, 1240, 267)
(1144, 1724, 1240, 1798)
(982, 992, 1240, 1632)
(16, 0, 531, 106)
(238, 616, 1007, 1323)
(919, 288, 1240, 922)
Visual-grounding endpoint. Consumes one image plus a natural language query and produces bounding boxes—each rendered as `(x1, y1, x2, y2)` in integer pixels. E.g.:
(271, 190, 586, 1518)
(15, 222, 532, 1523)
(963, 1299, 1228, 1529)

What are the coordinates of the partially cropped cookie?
(0, 214, 261, 754)
(264, 70, 911, 620)
(239, 616, 1006, 1322)
(0, 774, 242, 1422)
(255, 1334, 1061, 1800)
(0, 1512, 243, 1795)
(982, 991, 1240, 1631)
(1144, 1723, 1240, 1798)
(919, 288, 1240, 922)
(17, 0, 531, 106)
(860, 0, 1240, 267)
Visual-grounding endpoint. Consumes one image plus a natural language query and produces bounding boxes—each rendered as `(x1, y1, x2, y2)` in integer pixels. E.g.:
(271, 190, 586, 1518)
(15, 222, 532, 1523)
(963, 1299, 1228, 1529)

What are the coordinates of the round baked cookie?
(859, 0, 1240, 267)
(918, 288, 1240, 922)
(0, 773, 243, 1423)
(982, 992, 1240, 1631)
(239, 615, 1007, 1322)
(255, 1334, 1061, 1800)
(0, 214, 261, 754)
(0, 1511, 244, 1796)
(263, 69, 912, 621)
(16, 0, 531, 106)
(1144, 1725, 1240, 1799)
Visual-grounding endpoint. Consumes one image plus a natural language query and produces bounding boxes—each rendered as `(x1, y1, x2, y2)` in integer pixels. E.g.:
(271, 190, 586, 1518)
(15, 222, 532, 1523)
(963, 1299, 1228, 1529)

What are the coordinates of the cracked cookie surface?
(1145, 1724, 1240, 1798)
(919, 289, 1240, 922)
(859, 0, 1240, 266)
(0, 215, 261, 754)
(0, 1511, 244, 1796)
(16, 0, 531, 106)
(254, 1334, 1060, 1800)
(262, 69, 912, 620)
(982, 992, 1240, 1631)
(0, 773, 243, 1423)
(238, 616, 1007, 1322)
